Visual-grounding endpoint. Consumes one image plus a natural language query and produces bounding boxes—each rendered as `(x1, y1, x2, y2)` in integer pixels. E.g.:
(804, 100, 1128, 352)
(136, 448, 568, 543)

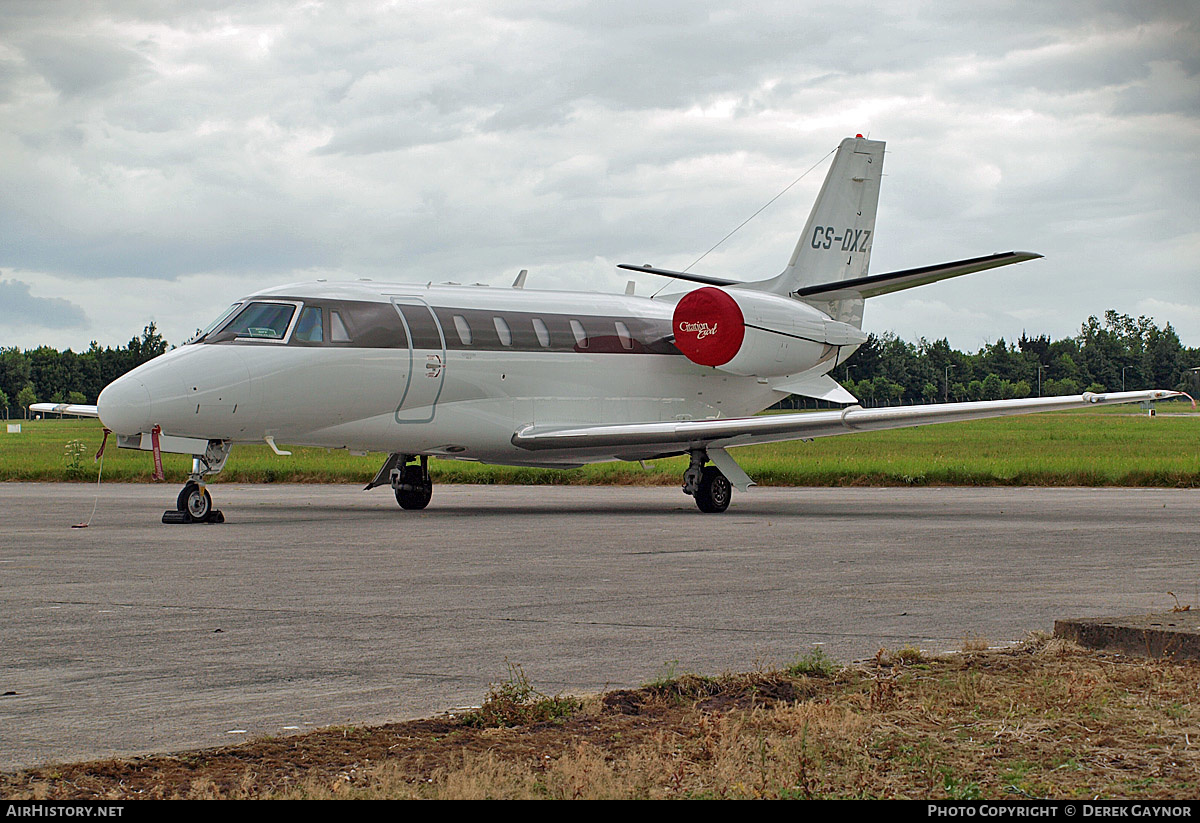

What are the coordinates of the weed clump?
(784, 647, 838, 678)
(641, 660, 722, 700)
(63, 438, 88, 479)
(872, 645, 927, 667)
(961, 634, 990, 653)
(458, 662, 581, 729)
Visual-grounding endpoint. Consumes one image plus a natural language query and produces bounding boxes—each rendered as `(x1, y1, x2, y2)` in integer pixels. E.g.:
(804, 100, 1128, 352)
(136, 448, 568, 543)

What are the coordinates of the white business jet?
(34, 136, 1181, 521)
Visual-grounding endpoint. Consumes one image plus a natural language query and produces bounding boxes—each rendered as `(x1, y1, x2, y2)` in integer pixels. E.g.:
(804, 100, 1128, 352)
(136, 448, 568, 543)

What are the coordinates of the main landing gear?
(393, 455, 433, 510)
(365, 453, 433, 510)
(682, 449, 732, 513)
(162, 440, 231, 524)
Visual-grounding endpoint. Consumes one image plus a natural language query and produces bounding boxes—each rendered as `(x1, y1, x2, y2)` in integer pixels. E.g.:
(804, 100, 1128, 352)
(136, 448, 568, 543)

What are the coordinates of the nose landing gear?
(162, 440, 230, 524)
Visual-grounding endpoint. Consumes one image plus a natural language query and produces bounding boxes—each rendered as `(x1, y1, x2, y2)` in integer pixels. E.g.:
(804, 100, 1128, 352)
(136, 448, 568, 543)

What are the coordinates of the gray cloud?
(20, 35, 152, 98)
(0, 0, 1195, 351)
(0, 278, 88, 329)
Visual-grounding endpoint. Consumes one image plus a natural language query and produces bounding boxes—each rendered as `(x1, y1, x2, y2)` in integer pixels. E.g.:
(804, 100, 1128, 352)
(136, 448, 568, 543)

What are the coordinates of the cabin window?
(615, 321, 633, 350)
(494, 317, 512, 346)
(217, 302, 297, 341)
(570, 319, 588, 348)
(330, 311, 351, 342)
(327, 301, 408, 348)
(394, 304, 440, 350)
(453, 315, 472, 345)
(332, 301, 409, 348)
(532, 318, 551, 348)
(294, 306, 324, 343)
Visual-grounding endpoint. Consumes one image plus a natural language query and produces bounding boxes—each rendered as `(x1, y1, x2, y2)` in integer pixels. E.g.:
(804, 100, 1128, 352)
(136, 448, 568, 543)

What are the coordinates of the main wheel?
(694, 466, 731, 513)
(177, 481, 213, 522)
(395, 484, 432, 510)
(394, 465, 432, 510)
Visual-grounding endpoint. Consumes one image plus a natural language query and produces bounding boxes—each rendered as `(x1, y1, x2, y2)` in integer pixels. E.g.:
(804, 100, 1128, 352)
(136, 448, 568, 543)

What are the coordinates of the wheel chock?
(162, 509, 225, 524)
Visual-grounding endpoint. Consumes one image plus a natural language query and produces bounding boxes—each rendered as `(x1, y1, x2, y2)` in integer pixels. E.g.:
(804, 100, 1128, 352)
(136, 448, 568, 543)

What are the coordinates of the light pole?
(1037, 363, 1044, 397)
(1121, 366, 1128, 392)
(944, 364, 954, 403)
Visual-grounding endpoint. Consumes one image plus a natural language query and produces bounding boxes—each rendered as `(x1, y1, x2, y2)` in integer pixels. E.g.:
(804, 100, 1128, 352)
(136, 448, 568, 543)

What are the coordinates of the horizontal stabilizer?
(795, 251, 1042, 300)
(29, 403, 100, 418)
(616, 263, 739, 288)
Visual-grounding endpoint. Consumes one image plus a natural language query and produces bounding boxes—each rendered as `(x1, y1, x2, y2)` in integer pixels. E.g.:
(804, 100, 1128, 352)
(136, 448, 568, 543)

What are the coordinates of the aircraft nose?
(97, 375, 153, 434)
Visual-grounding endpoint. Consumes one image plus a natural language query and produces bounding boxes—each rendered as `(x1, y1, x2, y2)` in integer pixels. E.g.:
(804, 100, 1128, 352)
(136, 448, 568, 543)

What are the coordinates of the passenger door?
(390, 296, 447, 424)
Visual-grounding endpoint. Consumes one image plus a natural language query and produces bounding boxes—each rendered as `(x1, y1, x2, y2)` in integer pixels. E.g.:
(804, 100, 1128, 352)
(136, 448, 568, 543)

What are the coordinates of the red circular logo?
(672, 287, 745, 367)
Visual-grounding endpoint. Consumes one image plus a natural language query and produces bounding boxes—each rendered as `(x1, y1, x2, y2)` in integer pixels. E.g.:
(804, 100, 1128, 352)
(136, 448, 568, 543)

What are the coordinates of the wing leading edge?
(513, 390, 1183, 454)
(29, 403, 100, 418)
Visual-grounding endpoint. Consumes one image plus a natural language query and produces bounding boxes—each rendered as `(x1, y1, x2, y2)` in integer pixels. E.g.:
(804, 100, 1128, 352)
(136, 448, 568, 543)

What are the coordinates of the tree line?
(833, 310, 1199, 407)
(0, 324, 167, 418)
(2, 310, 1198, 418)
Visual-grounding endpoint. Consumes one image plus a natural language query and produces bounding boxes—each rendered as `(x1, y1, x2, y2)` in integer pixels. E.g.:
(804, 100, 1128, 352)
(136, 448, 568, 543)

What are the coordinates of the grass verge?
(3, 407, 1198, 487)
(3, 636, 1198, 799)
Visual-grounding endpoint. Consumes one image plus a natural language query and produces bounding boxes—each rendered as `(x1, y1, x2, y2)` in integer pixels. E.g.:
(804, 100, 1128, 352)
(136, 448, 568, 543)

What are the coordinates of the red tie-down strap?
(151, 425, 165, 481)
(95, 428, 111, 461)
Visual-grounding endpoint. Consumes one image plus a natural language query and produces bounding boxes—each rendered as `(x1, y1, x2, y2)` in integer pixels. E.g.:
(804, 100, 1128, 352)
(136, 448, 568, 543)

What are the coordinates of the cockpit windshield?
(207, 301, 298, 343)
(186, 303, 242, 345)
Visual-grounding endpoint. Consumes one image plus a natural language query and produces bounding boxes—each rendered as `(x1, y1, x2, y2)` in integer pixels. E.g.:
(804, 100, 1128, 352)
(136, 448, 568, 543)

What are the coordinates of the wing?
(513, 390, 1183, 455)
(29, 403, 100, 418)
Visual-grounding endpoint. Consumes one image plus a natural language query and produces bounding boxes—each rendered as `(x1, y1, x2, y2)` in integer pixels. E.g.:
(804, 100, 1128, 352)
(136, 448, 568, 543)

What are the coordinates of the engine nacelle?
(671, 286, 868, 378)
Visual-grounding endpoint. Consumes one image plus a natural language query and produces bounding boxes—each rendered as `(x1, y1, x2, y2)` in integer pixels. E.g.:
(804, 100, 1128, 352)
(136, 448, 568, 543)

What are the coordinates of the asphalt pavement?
(2, 482, 1197, 770)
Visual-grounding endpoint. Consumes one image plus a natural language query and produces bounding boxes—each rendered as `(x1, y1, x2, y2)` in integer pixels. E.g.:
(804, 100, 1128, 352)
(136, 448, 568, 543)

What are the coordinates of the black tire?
(395, 484, 432, 510)
(695, 466, 731, 513)
(395, 465, 432, 510)
(178, 481, 213, 522)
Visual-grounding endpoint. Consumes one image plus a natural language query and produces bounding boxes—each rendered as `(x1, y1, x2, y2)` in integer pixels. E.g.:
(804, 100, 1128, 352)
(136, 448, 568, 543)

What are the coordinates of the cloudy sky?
(1, 0, 1196, 352)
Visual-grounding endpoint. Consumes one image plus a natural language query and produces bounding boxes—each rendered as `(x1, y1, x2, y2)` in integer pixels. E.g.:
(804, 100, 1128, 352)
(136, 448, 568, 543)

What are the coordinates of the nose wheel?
(162, 442, 230, 524)
(163, 481, 225, 524)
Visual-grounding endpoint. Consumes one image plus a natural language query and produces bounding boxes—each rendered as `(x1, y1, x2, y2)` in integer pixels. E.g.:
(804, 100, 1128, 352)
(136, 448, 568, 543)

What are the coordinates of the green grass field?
(2, 404, 1196, 486)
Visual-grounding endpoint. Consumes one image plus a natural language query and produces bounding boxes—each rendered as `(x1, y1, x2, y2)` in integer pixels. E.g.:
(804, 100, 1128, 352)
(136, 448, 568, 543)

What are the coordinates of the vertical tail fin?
(754, 136, 885, 327)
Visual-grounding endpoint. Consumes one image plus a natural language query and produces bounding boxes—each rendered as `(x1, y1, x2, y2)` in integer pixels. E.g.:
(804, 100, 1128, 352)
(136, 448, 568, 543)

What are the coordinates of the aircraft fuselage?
(98, 280, 838, 468)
